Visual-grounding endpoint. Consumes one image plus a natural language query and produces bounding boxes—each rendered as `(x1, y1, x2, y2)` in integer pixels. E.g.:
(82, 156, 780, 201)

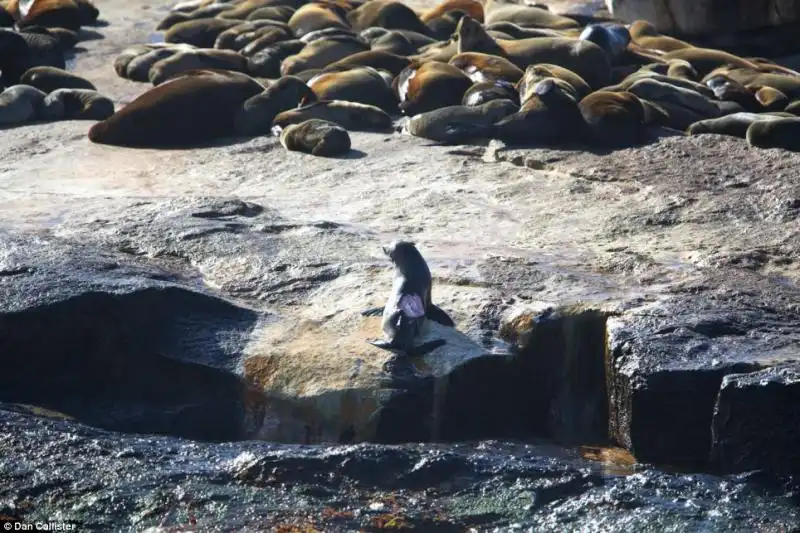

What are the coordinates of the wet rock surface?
(1, 406, 799, 531)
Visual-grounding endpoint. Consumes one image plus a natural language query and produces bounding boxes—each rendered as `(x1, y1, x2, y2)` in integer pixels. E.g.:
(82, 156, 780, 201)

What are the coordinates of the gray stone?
(606, 0, 800, 36)
(711, 363, 800, 474)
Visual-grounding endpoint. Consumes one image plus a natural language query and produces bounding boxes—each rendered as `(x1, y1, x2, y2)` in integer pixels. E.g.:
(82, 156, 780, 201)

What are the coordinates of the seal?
(165, 17, 242, 48)
(704, 74, 760, 112)
(626, 77, 720, 130)
(462, 79, 518, 106)
(578, 90, 646, 148)
(579, 23, 630, 63)
(746, 117, 800, 151)
(88, 69, 264, 148)
(628, 20, 691, 53)
(43, 88, 114, 120)
(362, 240, 455, 356)
(517, 63, 590, 104)
(364, 29, 417, 55)
(157, 4, 233, 32)
(751, 85, 789, 112)
(448, 51, 524, 84)
(246, 5, 297, 23)
(234, 75, 316, 136)
(420, 0, 483, 24)
(406, 98, 517, 143)
(239, 26, 297, 56)
(663, 47, 759, 78)
(323, 50, 411, 78)
(277, 118, 351, 156)
(214, 20, 291, 51)
(246, 39, 305, 78)
(686, 112, 785, 139)
(346, 0, 431, 35)
(288, 3, 348, 38)
(272, 99, 394, 132)
(13, 0, 86, 32)
(493, 77, 586, 144)
(454, 16, 611, 89)
(20, 65, 95, 92)
(280, 35, 369, 75)
(0, 83, 59, 124)
(0, 27, 65, 85)
(149, 49, 250, 85)
(393, 60, 473, 116)
(483, 2, 579, 29)
(124, 45, 193, 83)
(308, 66, 397, 112)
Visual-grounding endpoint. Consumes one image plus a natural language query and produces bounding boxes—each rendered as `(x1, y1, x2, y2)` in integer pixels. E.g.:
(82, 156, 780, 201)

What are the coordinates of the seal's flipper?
(367, 339, 395, 350)
(361, 306, 385, 317)
(408, 339, 446, 356)
(426, 305, 455, 327)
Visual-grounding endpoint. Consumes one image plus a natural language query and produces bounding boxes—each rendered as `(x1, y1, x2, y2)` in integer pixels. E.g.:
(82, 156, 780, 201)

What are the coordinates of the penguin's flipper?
(426, 305, 455, 327)
(361, 306, 385, 317)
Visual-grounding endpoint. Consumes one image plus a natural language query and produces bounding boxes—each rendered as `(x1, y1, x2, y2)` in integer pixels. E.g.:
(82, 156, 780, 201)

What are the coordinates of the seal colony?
(81, 0, 800, 153)
(0, 0, 113, 126)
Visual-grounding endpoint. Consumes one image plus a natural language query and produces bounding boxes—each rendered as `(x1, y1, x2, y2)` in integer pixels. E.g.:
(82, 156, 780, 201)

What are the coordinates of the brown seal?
(746, 117, 800, 152)
(462, 79, 518, 106)
(347, 0, 430, 35)
(149, 49, 250, 85)
(628, 20, 692, 53)
(686, 112, 785, 139)
(308, 66, 398, 112)
(280, 35, 368, 75)
(272, 100, 393, 132)
(483, 2, 579, 29)
(235, 75, 316, 136)
(20, 65, 95, 92)
(406, 98, 517, 143)
(493, 77, 586, 144)
(278, 118, 351, 157)
(214, 20, 291, 51)
(454, 16, 611, 89)
(288, 3, 348, 38)
(44, 88, 114, 120)
(165, 18, 242, 48)
(393, 60, 473, 116)
(517, 63, 590, 104)
(88, 69, 263, 148)
(448, 51, 523, 84)
(324, 50, 411, 78)
(578, 90, 646, 148)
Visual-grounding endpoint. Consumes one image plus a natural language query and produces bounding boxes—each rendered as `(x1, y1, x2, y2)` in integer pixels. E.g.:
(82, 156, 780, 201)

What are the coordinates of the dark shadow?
(77, 28, 104, 41)
(87, 19, 110, 28)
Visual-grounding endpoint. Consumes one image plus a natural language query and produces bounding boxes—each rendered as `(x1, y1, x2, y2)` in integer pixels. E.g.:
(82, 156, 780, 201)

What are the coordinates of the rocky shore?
(0, 0, 799, 530)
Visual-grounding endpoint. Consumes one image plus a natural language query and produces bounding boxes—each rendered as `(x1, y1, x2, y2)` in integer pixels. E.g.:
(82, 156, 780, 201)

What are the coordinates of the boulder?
(605, 0, 800, 36)
(711, 363, 800, 474)
(605, 274, 800, 467)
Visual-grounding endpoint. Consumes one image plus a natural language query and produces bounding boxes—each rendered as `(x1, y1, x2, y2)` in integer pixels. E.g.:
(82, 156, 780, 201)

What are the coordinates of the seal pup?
(277, 118, 351, 156)
(363, 240, 455, 356)
(0, 84, 54, 124)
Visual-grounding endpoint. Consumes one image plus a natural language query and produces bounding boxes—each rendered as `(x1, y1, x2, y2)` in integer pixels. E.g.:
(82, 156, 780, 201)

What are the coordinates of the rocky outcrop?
(605, 0, 800, 36)
(712, 363, 800, 474)
(1, 405, 798, 531)
(605, 274, 800, 468)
